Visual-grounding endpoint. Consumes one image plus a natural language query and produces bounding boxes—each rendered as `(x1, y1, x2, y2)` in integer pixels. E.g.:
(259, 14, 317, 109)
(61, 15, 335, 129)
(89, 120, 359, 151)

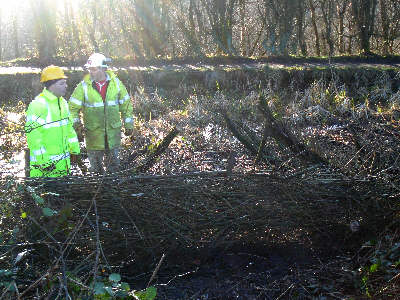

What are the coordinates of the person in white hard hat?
(69, 53, 135, 174)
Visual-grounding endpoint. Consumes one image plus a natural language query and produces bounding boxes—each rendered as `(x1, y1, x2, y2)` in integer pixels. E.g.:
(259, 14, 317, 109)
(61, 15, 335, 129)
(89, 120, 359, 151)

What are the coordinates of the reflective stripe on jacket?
(69, 71, 134, 150)
(25, 88, 80, 177)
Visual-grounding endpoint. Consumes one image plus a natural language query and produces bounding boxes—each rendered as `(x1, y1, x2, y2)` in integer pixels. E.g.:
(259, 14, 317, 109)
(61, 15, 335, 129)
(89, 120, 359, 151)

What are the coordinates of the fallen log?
(135, 127, 180, 173)
(220, 110, 275, 166)
(258, 94, 327, 165)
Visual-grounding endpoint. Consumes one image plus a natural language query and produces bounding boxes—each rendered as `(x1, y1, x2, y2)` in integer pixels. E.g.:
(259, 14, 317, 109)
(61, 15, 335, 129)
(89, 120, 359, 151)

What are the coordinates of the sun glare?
(0, 0, 77, 19)
(0, 1, 20, 14)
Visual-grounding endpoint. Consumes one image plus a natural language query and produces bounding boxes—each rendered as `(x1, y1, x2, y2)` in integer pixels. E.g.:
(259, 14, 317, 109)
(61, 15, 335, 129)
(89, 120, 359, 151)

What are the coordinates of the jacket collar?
(42, 88, 60, 101)
(84, 70, 115, 84)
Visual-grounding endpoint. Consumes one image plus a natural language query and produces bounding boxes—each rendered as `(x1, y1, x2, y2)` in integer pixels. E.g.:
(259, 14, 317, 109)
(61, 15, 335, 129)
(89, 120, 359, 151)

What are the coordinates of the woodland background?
(0, 0, 399, 65)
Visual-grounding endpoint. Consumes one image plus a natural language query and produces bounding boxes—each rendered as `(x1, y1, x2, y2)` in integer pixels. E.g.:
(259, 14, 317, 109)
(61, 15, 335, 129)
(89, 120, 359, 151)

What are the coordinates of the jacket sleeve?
(118, 81, 134, 130)
(65, 102, 80, 155)
(25, 100, 49, 164)
(69, 83, 84, 128)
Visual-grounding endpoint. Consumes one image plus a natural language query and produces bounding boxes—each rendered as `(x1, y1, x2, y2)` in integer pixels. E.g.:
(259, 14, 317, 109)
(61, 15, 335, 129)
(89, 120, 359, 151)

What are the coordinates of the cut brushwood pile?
(19, 168, 385, 267)
(12, 101, 398, 269)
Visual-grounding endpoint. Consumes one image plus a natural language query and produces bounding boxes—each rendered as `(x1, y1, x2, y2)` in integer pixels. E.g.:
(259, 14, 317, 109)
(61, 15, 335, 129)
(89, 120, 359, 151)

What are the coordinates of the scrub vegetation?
(0, 63, 399, 299)
(0, 0, 400, 298)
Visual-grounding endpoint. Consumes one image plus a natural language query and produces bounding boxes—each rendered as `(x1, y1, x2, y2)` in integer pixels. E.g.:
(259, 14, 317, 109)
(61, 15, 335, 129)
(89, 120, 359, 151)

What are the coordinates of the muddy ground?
(134, 242, 329, 300)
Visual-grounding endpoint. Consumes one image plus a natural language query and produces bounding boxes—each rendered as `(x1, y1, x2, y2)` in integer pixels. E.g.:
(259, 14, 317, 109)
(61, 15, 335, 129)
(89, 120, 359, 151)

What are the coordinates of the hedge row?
(0, 64, 398, 105)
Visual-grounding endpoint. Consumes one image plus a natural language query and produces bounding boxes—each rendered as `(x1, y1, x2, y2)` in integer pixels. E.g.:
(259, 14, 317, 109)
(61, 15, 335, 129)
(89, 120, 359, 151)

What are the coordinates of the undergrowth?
(0, 68, 399, 299)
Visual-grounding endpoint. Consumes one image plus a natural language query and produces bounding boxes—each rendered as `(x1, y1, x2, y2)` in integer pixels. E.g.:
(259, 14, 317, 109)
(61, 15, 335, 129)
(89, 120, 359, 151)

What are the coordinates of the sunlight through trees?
(0, 0, 399, 62)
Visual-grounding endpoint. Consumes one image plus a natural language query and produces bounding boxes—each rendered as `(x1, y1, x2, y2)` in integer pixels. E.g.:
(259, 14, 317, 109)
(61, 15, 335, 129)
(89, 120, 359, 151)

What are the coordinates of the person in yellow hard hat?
(69, 53, 135, 174)
(25, 65, 80, 177)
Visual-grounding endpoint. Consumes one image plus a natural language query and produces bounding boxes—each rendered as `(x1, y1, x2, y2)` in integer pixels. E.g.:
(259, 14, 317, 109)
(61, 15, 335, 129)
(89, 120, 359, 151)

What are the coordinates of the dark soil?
(127, 241, 323, 300)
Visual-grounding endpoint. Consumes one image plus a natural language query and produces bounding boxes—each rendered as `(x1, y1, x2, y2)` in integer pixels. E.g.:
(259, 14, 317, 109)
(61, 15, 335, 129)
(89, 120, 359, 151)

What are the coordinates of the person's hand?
(42, 163, 55, 172)
(74, 124, 84, 142)
(70, 154, 80, 164)
(125, 128, 133, 136)
(126, 128, 140, 141)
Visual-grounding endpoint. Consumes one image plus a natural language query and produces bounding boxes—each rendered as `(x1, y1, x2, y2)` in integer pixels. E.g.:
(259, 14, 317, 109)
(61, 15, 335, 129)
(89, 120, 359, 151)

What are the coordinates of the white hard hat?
(84, 53, 110, 68)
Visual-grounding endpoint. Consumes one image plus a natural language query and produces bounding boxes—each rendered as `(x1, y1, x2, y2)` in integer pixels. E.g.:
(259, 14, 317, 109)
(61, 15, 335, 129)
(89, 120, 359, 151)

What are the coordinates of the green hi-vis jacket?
(25, 89, 80, 177)
(68, 71, 134, 150)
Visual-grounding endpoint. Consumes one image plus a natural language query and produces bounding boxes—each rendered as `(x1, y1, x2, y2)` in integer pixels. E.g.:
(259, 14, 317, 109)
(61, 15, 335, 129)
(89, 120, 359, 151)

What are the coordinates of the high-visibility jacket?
(69, 71, 134, 150)
(25, 89, 80, 177)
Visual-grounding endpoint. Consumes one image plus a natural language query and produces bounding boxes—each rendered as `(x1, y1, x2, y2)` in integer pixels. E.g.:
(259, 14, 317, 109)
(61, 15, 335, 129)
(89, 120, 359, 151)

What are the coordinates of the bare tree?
(107, 1, 141, 59)
(350, 0, 378, 55)
(319, 0, 335, 57)
(168, 0, 203, 57)
(61, 0, 74, 61)
(129, 0, 170, 58)
(308, 0, 321, 56)
(378, 0, 400, 55)
(86, 0, 100, 52)
(380, 0, 390, 54)
(336, 0, 350, 54)
(0, 0, 400, 60)
(30, 0, 57, 65)
(296, 0, 307, 56)
(0, 8, 2, 61)
(262, 0, 297, 56)
(239, 0, 246, 55)
(200, 0, 238, 55)
(12, 15, 19, 59)
(70, 3, 84, 59)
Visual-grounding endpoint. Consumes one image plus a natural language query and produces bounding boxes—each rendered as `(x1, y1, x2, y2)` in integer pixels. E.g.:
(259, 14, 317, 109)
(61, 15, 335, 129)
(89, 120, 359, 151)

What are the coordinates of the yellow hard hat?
(40, 65, 67, 83)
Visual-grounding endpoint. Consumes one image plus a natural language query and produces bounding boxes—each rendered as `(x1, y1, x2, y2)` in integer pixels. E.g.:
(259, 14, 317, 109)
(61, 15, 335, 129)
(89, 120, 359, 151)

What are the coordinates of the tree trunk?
(351, 0, 378, 55)
(258, 95, 327, 166)
(88, 1, 99, 52)
(63, 0, 73, 60)
(193, 0, 205, 38)
(0, 8, 2, 61)
(239, 0, 246, 56)
(380, 0, 390, 55)
(264, 0, 295, 56)
(221, 110, 275, 166)
(13, 16, 20, 58)
(319, 0, 334, 57)
(134, 0, 167, 58)
(136, 127, 179, 173)
(110, 1, 143, 59)
(308, 0, 321, 56)
(70, 2, 83, 59)
(185, 0, 204, 55)
(337, 0, 349, 54)
(30, 0, 57, 65)
(279, 0, 294, 56)
(189, 0, 197, 40)
(201, 0, 237, 55)
(296, 0, 307, 56)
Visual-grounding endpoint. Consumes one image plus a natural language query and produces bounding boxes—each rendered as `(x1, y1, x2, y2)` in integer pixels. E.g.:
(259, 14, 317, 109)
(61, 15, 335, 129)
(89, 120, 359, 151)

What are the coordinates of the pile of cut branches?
(16, 166, 389, 265)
